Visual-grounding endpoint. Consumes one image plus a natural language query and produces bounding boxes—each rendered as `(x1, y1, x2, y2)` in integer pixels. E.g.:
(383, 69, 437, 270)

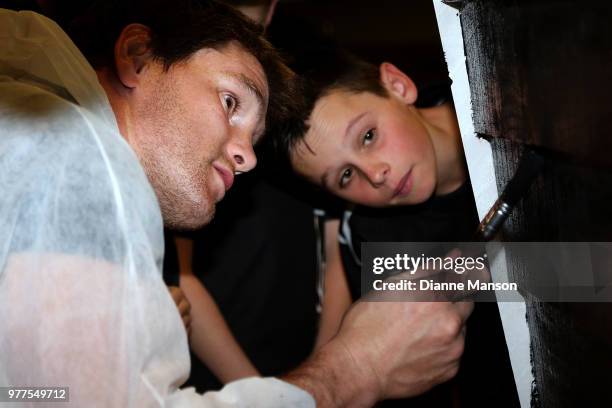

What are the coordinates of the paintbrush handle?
(474, 148, 544, 241)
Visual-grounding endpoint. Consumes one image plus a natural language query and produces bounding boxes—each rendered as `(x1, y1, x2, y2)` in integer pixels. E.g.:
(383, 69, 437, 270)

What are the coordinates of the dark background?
(1, 0, 448, 84)
(271, 0, 448, 86)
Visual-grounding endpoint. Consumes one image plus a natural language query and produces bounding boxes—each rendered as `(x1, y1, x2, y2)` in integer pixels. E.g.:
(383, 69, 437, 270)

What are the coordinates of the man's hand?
(168, 285, 192, 336)
(338, 300, 472, 400)
(284, 299, 473, 406)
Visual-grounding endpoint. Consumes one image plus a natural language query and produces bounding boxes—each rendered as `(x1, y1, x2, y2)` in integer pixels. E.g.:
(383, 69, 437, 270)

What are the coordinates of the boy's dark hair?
(66, 0, 298, 138)
(276, 48, 386, 159)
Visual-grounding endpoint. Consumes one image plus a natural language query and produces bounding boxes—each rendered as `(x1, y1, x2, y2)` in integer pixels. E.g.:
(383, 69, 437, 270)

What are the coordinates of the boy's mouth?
(393, 168, 413, 198)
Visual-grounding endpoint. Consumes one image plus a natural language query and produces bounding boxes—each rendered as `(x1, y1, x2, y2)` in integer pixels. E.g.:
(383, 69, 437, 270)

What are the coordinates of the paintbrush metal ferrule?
(477, 200, 512, 241)
(474, 148, 545, 241)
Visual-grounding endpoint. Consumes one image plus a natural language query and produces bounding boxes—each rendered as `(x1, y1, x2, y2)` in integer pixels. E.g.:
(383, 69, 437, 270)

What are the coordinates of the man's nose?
(364, 162, 390, 187)
(227, 131, 257, 174)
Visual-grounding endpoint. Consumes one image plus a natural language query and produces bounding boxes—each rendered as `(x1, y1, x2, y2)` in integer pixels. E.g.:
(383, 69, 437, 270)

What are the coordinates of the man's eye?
(339, 167, 353, 188)
(223, 94, 240, 114)
(362, 128, 376, 145)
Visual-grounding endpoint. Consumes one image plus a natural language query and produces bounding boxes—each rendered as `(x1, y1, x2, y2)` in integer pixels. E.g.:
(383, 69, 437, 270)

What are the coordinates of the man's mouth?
(392, 168, 413, 198)
(213, 164, 234, 192)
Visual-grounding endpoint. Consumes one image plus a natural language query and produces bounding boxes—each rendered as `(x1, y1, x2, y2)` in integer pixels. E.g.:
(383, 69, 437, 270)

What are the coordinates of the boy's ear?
(379, 62, 418, 105)
(114, 24, 154, 89)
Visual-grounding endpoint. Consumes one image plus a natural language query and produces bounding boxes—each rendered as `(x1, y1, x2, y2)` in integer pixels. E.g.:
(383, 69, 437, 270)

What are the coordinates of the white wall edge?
(431, 2, 533, 406)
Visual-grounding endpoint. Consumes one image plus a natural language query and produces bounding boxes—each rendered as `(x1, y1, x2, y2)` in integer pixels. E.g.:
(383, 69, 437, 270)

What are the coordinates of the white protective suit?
(0, 9, 314, 407)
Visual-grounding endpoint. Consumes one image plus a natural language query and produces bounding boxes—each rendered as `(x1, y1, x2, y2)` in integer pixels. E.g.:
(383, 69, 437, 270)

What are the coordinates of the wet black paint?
(459, 1, 612, 406)
(461, 0, 612, 167)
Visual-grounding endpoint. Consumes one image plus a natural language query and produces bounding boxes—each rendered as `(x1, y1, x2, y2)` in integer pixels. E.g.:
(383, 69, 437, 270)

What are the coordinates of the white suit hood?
(0, 9, 314, 407)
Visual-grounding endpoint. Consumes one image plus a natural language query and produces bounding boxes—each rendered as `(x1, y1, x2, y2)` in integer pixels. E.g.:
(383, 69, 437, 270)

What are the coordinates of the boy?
(280, 51, 519, 406)
(286, 53, 464, 209)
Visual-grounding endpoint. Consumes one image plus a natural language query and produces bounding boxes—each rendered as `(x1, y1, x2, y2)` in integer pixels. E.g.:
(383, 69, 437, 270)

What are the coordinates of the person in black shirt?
(280, 51, 520, 407)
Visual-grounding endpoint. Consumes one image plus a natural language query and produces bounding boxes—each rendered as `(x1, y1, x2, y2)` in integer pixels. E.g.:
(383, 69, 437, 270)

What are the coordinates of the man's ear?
(379, 62, 418, 105)
(114, 24, 154, 89)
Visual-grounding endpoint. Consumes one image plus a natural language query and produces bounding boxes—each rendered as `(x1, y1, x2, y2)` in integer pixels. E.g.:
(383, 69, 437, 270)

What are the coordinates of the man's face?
(291, 90, 437, 207)
(126, 42, 268, 229)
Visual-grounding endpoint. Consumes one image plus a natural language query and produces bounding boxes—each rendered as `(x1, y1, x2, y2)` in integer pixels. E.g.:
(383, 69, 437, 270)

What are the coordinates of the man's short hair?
(275, 48, 386, 160)
(67, 0, 298, 138)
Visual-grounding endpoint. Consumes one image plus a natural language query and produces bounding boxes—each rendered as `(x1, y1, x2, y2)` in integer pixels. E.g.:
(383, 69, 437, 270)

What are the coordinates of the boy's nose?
(365, 163, 390, 187)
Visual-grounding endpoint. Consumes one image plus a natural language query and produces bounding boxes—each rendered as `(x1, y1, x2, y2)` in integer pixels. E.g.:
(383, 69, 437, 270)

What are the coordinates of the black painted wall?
(460, 0, 612, 167)
(457, 0, 612, 406)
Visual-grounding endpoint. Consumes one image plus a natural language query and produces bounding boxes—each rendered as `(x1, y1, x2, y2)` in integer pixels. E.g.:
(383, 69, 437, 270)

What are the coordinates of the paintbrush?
(475, 148, 545, 241)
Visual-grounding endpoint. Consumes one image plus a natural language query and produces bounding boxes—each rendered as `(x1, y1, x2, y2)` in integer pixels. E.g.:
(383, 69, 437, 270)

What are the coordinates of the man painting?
(0, 1, 472, 406)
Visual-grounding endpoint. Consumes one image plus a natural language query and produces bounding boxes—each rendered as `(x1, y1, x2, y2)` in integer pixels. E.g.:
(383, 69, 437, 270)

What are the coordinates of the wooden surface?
(461, 0, 612, 167)
(490, 138, 612, 408)
(458, 1, 612, 406)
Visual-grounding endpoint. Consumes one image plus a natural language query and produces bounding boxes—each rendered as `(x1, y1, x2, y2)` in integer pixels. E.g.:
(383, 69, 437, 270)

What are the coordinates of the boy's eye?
(362, 128, 376, 145)
(339, 167, 354, 188)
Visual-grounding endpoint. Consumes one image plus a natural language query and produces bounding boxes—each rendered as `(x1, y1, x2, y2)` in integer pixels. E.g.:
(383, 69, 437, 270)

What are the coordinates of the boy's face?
(291, 89, 437, 207)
